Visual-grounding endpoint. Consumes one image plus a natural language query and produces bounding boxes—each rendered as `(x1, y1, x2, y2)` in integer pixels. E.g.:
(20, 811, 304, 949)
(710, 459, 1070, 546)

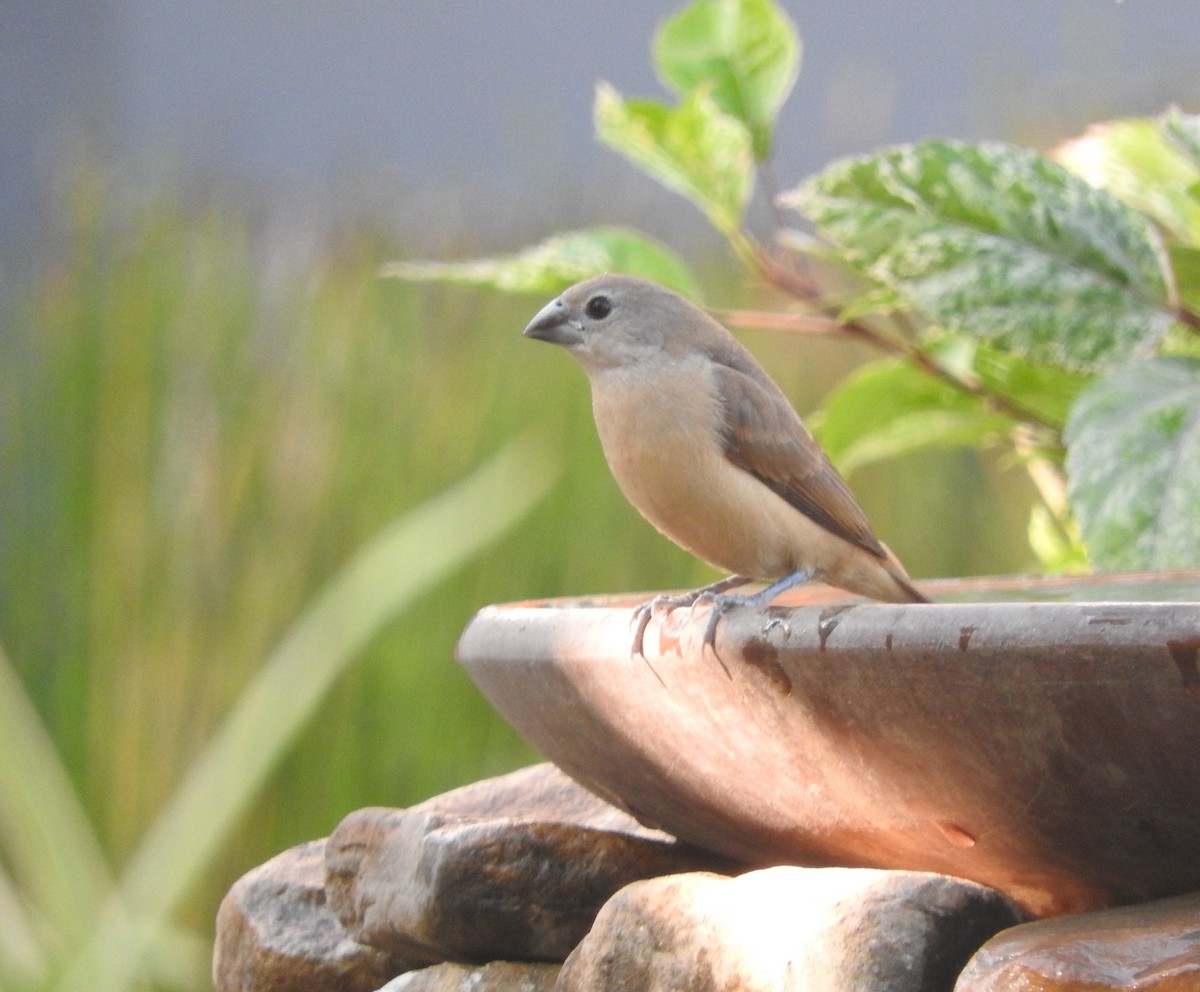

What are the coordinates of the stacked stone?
(213, 763, 1197, 991)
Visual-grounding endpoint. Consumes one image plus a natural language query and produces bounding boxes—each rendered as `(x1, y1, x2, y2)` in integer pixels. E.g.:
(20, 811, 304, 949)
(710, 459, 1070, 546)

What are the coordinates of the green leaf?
(968, 342, 1094, 429)
(834, 284, 909, 325)
(1065, 356, 1200, 569)
(654, 0, 800, 160)
(787, 140, 1175, 372)
(812, 358, 1014, 475)
(594, 81, 754, 237)
(1168, 244, 1200, 314)
(381, 226, 703, 302)
(1053, 115, 1200, 246)
(1027, 503, 1089, 573)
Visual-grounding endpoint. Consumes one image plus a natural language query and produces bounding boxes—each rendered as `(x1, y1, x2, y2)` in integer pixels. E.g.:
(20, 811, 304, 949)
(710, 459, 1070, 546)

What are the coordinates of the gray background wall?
(5, 1, 1200, 271)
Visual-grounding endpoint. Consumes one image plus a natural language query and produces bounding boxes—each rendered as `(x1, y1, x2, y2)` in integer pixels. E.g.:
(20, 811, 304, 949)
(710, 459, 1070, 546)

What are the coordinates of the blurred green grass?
(0, 173, 1037, 990)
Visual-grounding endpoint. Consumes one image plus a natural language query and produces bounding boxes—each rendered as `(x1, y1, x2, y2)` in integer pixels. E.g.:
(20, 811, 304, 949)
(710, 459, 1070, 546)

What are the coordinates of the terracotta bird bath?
(455, 572, 1200, 917)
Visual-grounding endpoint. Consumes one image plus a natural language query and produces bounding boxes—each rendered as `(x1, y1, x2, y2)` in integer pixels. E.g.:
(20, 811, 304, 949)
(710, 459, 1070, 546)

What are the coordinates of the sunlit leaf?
(382, 226, 703, 301)
(654, 0, 800, 160)
(813, 358, 1014, 475)
(967, 343, 1094, 429)
(594, 81, 753, 236)
(1027, 503, 1089, 574)
(787, 140, 1175, 371)
(1053, 116, 1200, 246)
(1065, 356, 1200, 569)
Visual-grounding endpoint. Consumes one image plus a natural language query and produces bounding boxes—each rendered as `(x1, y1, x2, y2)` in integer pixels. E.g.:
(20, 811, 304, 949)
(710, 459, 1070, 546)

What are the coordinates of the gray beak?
(523, 299, 584, 346)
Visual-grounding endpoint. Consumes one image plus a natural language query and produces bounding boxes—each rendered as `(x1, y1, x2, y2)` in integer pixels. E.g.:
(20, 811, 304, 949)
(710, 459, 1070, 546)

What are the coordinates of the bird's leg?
(630, 574, 754, 661)
(697, 568, 816, 671)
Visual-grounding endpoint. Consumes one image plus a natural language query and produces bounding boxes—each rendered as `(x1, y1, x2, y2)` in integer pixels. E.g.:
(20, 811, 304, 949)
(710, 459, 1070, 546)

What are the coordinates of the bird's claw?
(629, 589, 707, 660)
(632, 569, 817, 677)
(629, 575, 755, 676)
(694, 592, 734, 678)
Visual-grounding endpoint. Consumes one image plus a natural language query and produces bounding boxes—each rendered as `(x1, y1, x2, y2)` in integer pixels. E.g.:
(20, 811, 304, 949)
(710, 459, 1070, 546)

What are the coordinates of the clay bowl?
(455, 572, 1200, 916)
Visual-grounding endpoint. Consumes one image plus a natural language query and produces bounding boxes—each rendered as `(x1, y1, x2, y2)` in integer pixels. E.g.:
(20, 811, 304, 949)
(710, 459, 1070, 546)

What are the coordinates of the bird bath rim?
(456, 571, 1200, 916)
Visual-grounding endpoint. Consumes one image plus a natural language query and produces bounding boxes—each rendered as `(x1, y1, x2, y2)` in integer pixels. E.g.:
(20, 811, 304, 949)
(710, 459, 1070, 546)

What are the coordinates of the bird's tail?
(878, 543, 931, 604)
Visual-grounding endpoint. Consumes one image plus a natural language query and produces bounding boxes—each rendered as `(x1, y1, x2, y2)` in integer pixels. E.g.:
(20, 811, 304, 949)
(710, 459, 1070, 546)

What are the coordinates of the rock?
(214, 839, 412, 992)
(956, 890, 1200, 991)
(326, 763, 736, 964)
(558, 866, 1027, 992)
(375, 960, 560, 991)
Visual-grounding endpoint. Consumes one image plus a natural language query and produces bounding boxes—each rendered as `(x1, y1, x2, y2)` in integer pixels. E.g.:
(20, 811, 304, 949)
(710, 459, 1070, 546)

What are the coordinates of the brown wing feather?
(711, 360, 888, 560)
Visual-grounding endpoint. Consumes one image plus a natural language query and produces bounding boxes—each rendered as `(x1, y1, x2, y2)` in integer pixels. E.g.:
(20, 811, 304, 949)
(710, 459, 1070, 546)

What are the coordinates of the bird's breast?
(590, 364, 724, 492)
(587, 364, 821, 577)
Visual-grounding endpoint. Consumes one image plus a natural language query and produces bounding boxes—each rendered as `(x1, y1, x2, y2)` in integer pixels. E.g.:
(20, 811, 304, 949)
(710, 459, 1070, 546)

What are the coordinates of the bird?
(523, 273, 928, 661)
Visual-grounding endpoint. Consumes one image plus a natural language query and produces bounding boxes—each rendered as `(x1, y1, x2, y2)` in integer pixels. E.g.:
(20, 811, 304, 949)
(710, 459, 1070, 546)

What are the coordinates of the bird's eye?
(585, 295, 613, 320)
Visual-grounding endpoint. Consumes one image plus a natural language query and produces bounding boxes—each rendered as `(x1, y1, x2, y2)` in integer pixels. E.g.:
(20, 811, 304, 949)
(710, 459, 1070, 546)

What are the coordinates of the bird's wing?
(712, 361, 888, 559)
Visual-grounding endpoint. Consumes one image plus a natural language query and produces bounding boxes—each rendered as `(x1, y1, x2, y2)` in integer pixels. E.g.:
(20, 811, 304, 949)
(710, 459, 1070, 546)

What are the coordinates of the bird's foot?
(631, 570, 816, 674)
(691, 569, 817, 675)
(630, 575, 754, 664)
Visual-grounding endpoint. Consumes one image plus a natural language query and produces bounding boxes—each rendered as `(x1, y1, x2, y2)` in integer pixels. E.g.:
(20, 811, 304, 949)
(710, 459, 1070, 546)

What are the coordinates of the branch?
(753, 247, 1062, 432)
(713, 308, 841, 335)
(1173, 302, 1200, 335)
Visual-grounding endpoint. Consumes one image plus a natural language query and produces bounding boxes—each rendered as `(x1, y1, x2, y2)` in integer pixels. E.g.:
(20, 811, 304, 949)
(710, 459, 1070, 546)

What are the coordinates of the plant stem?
(1012, 425, 1071, 519)
(753, 247, 1061, 432)
(1173, 302, 1200, 335)
(715, 308, 842, 335)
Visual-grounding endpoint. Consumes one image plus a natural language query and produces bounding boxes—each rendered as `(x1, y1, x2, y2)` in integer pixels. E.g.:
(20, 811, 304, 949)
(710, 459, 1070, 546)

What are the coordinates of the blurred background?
(2, 2, 1199, 989)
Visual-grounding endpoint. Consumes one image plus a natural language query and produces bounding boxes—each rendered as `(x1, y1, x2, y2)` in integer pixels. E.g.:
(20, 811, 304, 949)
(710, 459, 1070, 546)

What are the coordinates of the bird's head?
(523, 274, 717, 373)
